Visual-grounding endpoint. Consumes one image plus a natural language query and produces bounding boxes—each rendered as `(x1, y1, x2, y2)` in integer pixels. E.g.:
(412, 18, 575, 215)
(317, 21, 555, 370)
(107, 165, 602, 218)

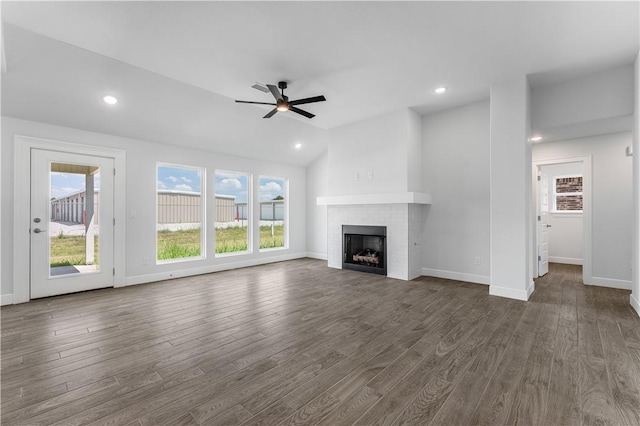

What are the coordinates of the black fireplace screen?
(342, 225, 387, 276)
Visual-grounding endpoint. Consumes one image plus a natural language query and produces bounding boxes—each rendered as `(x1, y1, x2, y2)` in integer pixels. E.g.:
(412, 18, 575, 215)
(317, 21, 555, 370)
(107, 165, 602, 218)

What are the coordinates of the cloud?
(174, 184, 193, 191)
(181, 177, 191, 183)
(167, 176, 178, 182)
(157, 180, 167, 190)
(218, 178, 242, 190)
(259, 181, 283, 201)
(260, 181, 282, 192)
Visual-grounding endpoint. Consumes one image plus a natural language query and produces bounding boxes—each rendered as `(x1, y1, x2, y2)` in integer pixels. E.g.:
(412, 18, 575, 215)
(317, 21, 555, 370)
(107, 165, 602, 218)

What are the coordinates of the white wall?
(1, 117, 308, 302)
(539, 162, 584, 264)
(306, 151, 328, 259)
(632, 51, 640, 316)
(533, 132, 633, 286)
(421, 101, 490, 284)
(327, 108, 421, 196)
(531, 65, 634, 131)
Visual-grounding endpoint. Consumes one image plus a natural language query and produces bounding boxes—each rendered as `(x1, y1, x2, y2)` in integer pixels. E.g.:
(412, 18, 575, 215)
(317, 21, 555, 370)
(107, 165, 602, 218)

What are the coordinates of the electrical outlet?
(368, 171, 373, 179)
(142, 257, 149, 265)
(474, 257, 481, 265)
(130, 209, 137, 219)
(354, 172, 359, 181)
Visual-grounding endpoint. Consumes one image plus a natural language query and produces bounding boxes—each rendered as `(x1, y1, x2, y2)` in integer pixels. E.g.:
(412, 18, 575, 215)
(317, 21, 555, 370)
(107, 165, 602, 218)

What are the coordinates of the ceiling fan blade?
(263, 108, 278, 118)
(289, 106, 315, 119)
(235, 100, 276, 106)
(267, 84, 282, 101)
(288, 95, 326, 106)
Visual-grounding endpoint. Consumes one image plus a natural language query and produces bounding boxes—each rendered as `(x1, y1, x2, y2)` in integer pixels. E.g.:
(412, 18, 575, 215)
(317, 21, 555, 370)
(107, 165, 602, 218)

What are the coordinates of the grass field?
(50, 225, 286, 265)
(50, 234, 99, 267)
(157, 225, 285, 260)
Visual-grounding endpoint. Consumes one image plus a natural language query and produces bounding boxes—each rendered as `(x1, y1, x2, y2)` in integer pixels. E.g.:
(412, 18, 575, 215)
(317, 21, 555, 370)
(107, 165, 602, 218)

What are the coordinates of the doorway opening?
(13, 136, 125, 304)
(533, 157, 591, 284)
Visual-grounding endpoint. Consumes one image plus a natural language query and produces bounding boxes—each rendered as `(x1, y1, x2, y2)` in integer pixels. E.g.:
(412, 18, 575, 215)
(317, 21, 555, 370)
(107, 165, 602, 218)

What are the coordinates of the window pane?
(554, 175, 583, 212)
(49, 165, 100, 276)
(556, 176, 582, 193)
(157, 164, 204, 262)
(259, 176, 286, 250)
(556, 195, 583, 211)
(215, 171, 250, 255)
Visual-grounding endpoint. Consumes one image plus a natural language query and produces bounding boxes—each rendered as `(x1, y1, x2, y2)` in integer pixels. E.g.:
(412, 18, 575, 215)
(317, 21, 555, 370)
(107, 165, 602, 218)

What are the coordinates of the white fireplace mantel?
(317, 192, 431, 206)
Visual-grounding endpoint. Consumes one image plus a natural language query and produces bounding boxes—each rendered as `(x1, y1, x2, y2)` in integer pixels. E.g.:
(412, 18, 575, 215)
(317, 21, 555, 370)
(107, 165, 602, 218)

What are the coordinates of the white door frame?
(532, 156, 592, 284)
(13, 135, 126, 304)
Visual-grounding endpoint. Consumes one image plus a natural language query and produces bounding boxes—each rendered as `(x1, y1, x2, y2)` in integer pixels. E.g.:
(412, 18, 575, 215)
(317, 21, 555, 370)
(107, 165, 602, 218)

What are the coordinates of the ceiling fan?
(235, 81, 326, 119)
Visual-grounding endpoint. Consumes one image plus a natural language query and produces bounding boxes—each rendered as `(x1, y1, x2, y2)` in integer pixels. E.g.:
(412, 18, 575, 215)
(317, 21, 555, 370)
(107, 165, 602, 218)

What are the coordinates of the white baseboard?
(124, 252, 308, 287)
(549, 256, 583, 265)
(586, 276, 632, 291)
(631, 292, 640, 318)
(1, 294, 14, 306)
(421, 268, 490, 285)
(489, 280, 534, 301)
(305, 252, 328, 261)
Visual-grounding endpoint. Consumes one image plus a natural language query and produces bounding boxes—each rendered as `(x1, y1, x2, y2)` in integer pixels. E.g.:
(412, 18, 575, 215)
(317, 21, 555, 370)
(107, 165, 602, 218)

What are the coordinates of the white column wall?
(632, 51, 640, 316)
(489, 76, 534, 300)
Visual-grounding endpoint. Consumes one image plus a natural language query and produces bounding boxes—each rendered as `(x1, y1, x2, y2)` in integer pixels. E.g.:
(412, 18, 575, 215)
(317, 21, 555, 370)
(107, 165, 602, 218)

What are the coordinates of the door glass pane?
(49, 163, 100, 276)
(215, 171, 250, 255)
(259, 176, 286, 250)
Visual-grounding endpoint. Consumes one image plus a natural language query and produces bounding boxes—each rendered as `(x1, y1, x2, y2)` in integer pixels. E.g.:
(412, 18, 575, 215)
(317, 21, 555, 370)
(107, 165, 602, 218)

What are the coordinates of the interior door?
(537, 171, 550, 276)
(30, 149, 115, 298)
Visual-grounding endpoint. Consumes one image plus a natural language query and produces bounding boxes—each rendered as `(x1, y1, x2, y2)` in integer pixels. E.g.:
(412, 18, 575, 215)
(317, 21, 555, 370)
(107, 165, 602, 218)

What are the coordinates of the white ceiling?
(2, 1, 638, 166)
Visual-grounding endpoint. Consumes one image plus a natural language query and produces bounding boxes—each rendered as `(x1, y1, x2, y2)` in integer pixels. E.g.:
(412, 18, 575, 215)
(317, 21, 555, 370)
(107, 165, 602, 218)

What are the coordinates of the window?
(214, 171, 250, 255)
(259, 176, 287, 250)
(553, 174, 582, 213)
(156, 164, 205, 262)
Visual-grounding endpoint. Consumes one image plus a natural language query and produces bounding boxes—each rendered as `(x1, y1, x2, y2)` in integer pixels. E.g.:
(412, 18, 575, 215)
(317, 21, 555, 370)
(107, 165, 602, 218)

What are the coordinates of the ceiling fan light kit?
(235, 81, 326, 119)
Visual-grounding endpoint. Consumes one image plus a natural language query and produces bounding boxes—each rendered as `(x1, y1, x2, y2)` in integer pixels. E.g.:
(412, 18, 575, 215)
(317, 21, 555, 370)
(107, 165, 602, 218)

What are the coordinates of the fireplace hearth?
(342, 225, 387, 276)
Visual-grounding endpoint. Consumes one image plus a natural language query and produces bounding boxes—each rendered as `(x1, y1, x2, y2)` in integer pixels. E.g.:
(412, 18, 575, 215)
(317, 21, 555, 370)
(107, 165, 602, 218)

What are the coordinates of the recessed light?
(530, 136, 543, 142)
(434, 87, 447, 94)
(294, 143, 302, 149)
(103, 95, 118, 105)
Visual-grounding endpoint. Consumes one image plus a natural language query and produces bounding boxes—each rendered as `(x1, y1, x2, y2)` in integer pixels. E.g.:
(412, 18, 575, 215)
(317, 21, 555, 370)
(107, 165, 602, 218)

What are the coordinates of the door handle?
(545, 224, 552, 228)
(32, 228, 46, 234)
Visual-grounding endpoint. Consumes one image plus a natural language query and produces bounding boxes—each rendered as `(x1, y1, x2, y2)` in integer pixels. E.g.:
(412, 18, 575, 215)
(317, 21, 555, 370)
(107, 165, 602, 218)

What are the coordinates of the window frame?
(214, 169, 252, 257)
(258, 175, 289, 252)
(552, 173, 583, 214)
(156, 162, 206, 264)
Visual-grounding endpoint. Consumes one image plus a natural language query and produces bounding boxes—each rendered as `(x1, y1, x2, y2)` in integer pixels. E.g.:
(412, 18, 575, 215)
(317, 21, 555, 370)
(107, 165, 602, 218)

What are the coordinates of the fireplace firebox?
(342, 225, 387, 276)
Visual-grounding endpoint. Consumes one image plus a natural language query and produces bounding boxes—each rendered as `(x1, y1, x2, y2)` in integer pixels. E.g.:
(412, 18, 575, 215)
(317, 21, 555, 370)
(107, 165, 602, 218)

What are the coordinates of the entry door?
(30, 149, 115, 298)
(537, 171, 550, 276)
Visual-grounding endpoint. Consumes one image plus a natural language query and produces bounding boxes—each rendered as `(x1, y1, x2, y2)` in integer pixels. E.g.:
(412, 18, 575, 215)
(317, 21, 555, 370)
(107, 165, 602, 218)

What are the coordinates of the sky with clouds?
(157, 165, 203, 193)
(157, 167, 284, 203)
(50, 172, 100, 199)
(51, 167, 284, 203)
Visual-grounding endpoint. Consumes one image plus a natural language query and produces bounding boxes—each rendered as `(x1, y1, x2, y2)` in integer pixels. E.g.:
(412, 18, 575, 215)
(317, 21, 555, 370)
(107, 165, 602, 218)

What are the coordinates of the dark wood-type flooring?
(2, 260, 640, 425)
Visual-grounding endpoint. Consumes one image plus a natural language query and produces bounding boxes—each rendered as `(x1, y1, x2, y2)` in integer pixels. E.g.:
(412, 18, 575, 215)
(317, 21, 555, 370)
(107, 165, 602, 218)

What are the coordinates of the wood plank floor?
(2, 260, 639, 425)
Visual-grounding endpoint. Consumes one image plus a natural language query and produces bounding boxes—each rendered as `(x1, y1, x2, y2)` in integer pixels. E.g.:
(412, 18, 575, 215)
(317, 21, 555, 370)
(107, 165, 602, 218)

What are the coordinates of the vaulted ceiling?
(2, 1, 638, 166)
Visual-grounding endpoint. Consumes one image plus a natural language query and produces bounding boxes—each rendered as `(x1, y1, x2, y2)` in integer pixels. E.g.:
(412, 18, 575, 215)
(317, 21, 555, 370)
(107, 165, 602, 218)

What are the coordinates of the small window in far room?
(553, 174, 583, 213)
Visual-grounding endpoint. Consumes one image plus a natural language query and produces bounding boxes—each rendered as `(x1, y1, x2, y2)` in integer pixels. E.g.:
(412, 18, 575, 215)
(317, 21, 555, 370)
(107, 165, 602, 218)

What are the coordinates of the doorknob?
(545, 224, 552, 228)
(33, 228, 46, 234)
